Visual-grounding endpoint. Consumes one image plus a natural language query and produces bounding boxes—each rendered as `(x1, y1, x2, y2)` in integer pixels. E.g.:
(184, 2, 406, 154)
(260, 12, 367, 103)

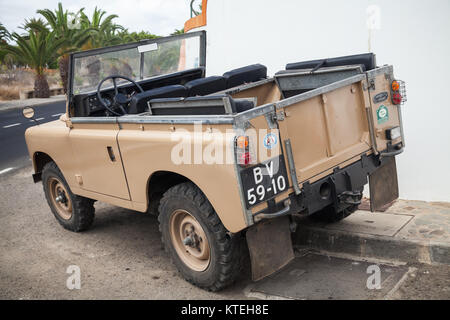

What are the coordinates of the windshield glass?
(72, 34, 202, 94)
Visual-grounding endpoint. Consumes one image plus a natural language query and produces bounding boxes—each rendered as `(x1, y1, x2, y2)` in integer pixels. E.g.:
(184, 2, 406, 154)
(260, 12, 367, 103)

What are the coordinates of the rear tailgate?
(275, 73, 372, 186)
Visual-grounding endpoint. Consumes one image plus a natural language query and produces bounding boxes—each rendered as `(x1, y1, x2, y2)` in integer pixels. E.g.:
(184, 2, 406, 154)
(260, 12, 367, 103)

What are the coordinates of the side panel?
(69, 123, 130, 200)
(25, 119, 137, 209)
(117, 122, 247, 233)
(25, 119, 76, 185)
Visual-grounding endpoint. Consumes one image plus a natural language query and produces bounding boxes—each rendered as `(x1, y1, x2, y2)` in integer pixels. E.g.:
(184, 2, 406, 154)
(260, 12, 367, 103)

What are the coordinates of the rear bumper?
(253, 152, 394, 220)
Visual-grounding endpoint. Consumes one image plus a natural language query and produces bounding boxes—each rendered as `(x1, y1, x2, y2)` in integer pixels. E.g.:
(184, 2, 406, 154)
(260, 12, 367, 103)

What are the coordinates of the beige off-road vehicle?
(24, 31, 406, 291)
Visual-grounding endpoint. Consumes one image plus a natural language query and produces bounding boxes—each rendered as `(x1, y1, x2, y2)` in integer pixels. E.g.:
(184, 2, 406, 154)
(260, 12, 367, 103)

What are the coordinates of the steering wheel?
(97, 75, 144, 116)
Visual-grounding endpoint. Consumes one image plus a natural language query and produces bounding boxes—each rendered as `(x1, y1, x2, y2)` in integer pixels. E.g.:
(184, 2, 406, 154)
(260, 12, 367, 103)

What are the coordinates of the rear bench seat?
(184, 76, 227, 96)
(223, 64, 267, 88)
(128, 63, 268, 114)
(285, 53, 376, 72)
(184, 63, 268, 97)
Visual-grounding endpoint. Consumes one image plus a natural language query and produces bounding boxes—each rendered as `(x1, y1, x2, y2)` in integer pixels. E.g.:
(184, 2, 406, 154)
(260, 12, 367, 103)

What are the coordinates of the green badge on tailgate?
(377, 105, 389, 124)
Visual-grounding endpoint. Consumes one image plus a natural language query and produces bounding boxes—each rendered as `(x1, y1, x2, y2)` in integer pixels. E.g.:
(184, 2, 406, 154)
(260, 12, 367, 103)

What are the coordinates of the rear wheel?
(42, 162, 95, 232)
(158, 182, 242, 291)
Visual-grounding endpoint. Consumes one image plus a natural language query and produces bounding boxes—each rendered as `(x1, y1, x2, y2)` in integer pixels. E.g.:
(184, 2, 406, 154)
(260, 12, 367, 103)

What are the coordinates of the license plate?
(240, 155, 289, 209)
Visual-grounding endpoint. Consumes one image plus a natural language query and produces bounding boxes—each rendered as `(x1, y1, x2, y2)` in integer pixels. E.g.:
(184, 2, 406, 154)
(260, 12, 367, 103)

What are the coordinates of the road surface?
(0, 101, 66, 174)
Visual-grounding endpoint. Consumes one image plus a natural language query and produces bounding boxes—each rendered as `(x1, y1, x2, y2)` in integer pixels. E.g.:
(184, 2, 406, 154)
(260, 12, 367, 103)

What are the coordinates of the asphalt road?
(0, 101, 66, 173)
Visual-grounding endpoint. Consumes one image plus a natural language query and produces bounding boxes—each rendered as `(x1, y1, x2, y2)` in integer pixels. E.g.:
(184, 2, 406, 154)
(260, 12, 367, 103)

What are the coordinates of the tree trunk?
(59, 55, 69, 94)
(34, 74, 50, 98)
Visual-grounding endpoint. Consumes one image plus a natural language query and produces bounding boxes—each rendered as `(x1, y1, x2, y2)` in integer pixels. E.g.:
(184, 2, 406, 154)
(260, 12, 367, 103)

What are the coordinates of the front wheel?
(42, 162, 95, 232)
(158, 182, 242, 291)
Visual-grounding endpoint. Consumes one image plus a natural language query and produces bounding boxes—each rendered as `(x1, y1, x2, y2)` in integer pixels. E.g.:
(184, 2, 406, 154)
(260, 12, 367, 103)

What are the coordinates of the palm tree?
(118, 29, 159, 43)
(0, 22, 10, 43)
(80, 7, 124, 48)
(0, 22, 11, 66)
(2, 31, 63, 97)
(37, 2, 92, 93)
(20, 18, 49, 34)
(171, 28, 184, 36)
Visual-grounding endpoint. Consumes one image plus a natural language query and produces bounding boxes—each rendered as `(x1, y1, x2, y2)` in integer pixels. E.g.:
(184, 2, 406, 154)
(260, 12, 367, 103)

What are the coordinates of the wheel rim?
(169, 209, 211, 272)
(48, 177, 72, 220)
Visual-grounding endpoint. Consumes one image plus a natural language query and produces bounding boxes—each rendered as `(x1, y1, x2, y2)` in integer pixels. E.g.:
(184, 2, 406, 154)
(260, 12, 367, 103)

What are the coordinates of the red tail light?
(391, 80, 407, 105)
(392, 92, 402, 105)
(235, 135, 251, 166)
(239, 152, 251, 165)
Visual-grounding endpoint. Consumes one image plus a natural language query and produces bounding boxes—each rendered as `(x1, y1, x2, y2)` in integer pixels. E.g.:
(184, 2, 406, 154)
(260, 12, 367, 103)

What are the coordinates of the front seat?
(128, 85, 187, 114)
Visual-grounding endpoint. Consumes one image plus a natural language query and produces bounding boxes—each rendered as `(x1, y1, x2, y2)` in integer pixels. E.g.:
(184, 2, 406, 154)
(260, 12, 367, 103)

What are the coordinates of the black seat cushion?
(128, 85, 187, 114)
(230, 99, 254, 113)
(223, 64, 267, 88)
(286, 53, 376, 72)
(147, 94, 254, 116)
(185, 76, 226, 96)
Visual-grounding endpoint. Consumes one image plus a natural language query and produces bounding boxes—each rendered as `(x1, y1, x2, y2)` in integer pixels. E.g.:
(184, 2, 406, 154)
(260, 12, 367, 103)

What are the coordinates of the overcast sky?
(0, 0, 194, 36)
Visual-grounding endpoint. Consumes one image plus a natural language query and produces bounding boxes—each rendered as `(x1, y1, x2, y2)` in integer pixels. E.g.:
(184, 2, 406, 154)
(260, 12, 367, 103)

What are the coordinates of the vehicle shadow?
(87, 202, 252, 297)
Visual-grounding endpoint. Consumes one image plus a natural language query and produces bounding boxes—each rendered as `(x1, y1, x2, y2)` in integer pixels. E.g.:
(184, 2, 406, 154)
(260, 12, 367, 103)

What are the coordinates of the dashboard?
(70, 68, 206, 117)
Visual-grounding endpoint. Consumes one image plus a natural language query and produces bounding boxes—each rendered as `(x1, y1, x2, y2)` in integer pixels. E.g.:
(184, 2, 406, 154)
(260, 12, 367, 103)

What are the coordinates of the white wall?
(202, 0, 450, 202)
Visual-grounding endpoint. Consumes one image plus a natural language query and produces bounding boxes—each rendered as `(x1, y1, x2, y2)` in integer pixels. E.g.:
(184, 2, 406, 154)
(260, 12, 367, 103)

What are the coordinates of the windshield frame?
(67, 31, 206, 103)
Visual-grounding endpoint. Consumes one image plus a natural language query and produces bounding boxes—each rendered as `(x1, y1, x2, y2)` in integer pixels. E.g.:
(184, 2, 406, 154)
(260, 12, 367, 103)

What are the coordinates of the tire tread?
(158, 182, 242, 291)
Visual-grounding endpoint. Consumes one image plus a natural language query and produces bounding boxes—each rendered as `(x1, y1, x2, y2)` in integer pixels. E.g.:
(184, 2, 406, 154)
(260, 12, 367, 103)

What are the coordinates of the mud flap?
(246, 216, 295, 281)
(369, 157, 399, 212)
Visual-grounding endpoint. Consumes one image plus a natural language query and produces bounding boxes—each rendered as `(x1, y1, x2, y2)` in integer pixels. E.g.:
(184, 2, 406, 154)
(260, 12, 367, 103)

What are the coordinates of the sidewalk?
(0, 95, 66, 113)
(293, 199, 450, 265)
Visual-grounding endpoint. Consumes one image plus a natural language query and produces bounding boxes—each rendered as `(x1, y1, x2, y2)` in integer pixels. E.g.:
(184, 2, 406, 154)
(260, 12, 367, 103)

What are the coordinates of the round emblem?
(263, 133, 278, 150)
(376, 105, 389, 124)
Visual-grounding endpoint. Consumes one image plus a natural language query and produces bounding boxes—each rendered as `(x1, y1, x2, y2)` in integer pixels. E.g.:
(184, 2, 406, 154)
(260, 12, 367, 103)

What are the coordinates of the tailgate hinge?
(272, 110, 285, 122)
(364, 79, 376, 91)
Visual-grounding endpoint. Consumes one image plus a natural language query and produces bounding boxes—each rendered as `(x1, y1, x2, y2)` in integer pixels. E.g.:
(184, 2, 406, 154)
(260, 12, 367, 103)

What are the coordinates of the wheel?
(158, 182, 243, 291)
(42, 162, 95, 232)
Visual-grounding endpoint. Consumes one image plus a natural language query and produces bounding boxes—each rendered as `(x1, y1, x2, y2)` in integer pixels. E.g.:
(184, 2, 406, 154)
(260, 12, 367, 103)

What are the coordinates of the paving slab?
(248, 253, 409, 300)
(323, 211, 413, 237)
(293, 200, 450, 265)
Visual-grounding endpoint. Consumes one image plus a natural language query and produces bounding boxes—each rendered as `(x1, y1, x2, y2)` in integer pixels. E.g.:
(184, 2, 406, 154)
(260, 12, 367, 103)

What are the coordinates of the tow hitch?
(339, 190, 362, 206)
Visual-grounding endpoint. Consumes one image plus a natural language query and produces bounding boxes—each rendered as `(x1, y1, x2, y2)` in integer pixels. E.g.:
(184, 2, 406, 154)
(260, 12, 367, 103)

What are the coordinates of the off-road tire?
(158, 182, 243, 291)
(42, 162, 95, 232)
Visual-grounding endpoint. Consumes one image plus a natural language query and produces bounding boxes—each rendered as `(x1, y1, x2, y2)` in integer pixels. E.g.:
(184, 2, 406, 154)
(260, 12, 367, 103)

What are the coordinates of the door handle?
(107, 146, 116, 162)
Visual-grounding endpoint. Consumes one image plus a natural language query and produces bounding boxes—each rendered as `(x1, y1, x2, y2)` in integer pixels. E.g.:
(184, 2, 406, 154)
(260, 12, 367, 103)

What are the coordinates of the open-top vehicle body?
(24, 31, 406, 290)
